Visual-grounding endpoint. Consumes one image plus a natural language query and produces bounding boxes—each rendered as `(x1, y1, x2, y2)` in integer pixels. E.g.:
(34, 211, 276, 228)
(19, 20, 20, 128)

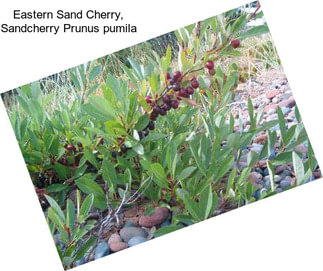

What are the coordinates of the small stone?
(108, 233, 122, 245)
(279, 96, 296, 108)
(275, 164, 288, 174)
(280, 179, 291, 189)
(94, 242, 110, 260)
(109, 242, 128, 252)
(249, 172, 263, 184)
(120, 227, 148, 242)
(267, 114, 278, 121)
(266, 90, 280, 99)
(275, 188, 283, 193)
(128, 236, 147, 247)
(280, 169, 291, 179)
(295, 144, 307, 154)
(264, 175, 282, 183)
(124, 221, 135, 228)
(264, 104, 278, 114)
(254, 134, 267, 144)
(139, 207, 170, 227)
(281, 106, 291, 115)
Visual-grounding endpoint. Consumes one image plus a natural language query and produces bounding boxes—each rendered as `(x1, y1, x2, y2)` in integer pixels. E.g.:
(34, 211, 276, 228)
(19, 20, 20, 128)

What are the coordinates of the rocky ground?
(55, 68, 321, 267)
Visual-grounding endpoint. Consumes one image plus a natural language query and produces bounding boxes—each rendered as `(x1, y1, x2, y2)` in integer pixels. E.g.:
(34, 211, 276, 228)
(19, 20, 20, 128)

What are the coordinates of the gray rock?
(128, 236, 147, 247)
(94, 242, 110, 260)
(280, 169, 291, 179)
(264, 175, 282, 184)
(123, 221, 135, 228)
(281, 106, 291, 115)
(108, 233, 122, 245)
(275, 188, 283, 193)
(120, 227, 148, 242)
(280, 180, 291, 190)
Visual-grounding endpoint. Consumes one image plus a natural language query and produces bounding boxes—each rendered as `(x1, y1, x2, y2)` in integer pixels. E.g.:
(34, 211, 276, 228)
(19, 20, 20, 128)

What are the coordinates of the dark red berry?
(121, 144, 128, 153)
(153, 105, 162, 115)
(145, 95, 152, 103)
(143, 129, 150, 136)
(206, 61, 214, 70)
(171, 100, 179, 109)
(162, 94, 172, 104)
(77, 142, 83, 148)
(162, 103, 171, 111)
(173, 71, 182, 81)
(209, 69, 216, 76)
(191, 79, 199, 89)
(186, 87, 194, 95)
(65, 144, 76, 152)
(148, 121, 155, 130)
(149, 113, 158, 120)
(231, 39, 240, 49)
(169, 78, 175, 85)
(166, 72, 171, 80)
(59, 158, 68, 166)
(173, 83, 180, 91)
(179, 88, 187, 97)
(159, 108, 167, 116)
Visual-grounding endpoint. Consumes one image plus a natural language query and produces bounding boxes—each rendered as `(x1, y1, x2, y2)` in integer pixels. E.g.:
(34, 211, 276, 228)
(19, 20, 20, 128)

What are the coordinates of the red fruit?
(191, 79, 199, 89)
(179, 88, 187, 97)
(166, 72, 171, 80)
(65, 144, 76, 152)
(77, 142, 83, 148)
(173, 71, 182, 81)
(162, 103, 171, 111)
(231, 39, 240, 49)
(209, 69, 216, 76)
(206, 61, 214, 70)
(149, 112, 158, 120)
(186, 87, 194, 95)
(50, 158, 56, 165)
(59, 158, 68, 166)
(162, 94, 172, 104)
(160, 108, 167, 116)
(153, 105, 162, 114)
(145, 95, 152, 103)
(173, 82, 180, 91)
(171, 100, 179, 109)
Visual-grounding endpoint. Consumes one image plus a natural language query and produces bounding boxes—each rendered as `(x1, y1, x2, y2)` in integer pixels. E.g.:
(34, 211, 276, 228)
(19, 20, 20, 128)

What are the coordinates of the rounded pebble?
(128, 236, 147, 247)
(120, 227, 148, 243)
(139, 207, 170, 227)
(94, 242, 110, 259)
(109, 242, 128, 252)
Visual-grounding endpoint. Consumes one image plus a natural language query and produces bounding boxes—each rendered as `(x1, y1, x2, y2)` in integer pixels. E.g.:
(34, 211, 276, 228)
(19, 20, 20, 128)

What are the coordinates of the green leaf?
(239, 24, 269, 40)
(66, 200, 75, 234)
(74, 236, 96, 261)
(292, 152, 304, 185)
(88, 65, 102, 83)
(183, 194, 201, 222)
(101, 159, 117, 190)
(154, 225, 184, 237)
(231, 13, 248, 33)
(266, 161, 275, 192)
(78, 194, 94, 223)
(151, 163, 168, 188)
(199, 185, 213, 220)
(47, 207, 65, 230)
(45, 195, 65, 222)
(178, 167, 197, 181)
(76, 175, 107, 210)
(84, 147, 100, 169)
(46, 184, 69, 193)
(135, 114, 149, 131)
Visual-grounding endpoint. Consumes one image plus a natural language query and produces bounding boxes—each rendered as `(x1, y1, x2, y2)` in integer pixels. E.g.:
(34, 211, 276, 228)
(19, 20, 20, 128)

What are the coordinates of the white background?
(0, 0, 322, 270)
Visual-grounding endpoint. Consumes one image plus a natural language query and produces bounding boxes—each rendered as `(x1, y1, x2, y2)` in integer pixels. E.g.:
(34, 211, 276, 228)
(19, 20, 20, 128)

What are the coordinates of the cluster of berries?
(55, 142, 82, 167)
